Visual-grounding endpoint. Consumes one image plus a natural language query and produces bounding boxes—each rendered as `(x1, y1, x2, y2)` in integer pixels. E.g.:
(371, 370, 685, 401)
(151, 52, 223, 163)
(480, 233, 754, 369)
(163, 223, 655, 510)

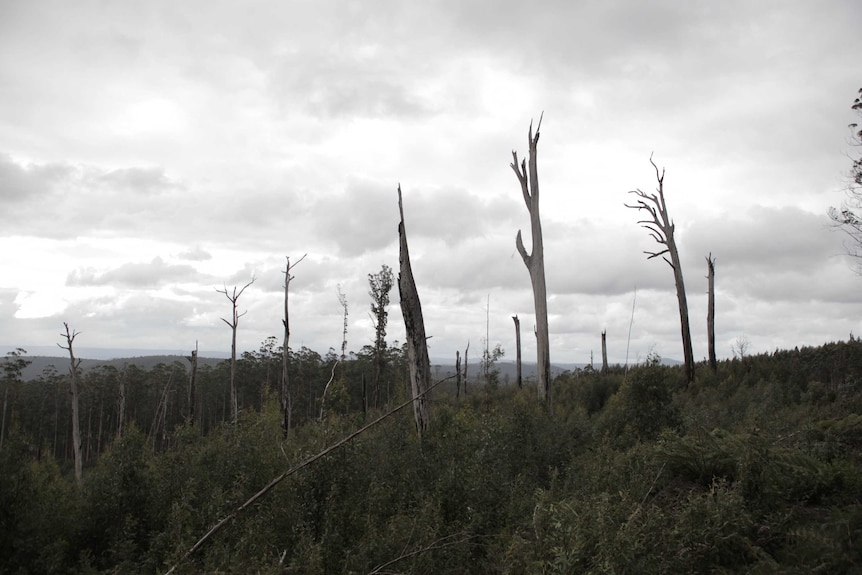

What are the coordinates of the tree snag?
(58, 323, 83, 485)
(397, 184, 432, 436)
(217, 277, 255, 424)
(706, 253, 717, 374)
(626, 155, 695, 385)
(455, 350, 462, 398)
(513, 315, 523, 388)
(601, 330, 609, 375)
(187, 341, 198, 424)
(282, 255, 306, 437)
(512, 114, 552, 410)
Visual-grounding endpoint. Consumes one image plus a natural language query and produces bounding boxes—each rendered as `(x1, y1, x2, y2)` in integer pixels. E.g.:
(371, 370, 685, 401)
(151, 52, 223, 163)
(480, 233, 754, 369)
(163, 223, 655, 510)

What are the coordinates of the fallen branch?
(368, 531, 479, 575)
(163, 373, 457, 574)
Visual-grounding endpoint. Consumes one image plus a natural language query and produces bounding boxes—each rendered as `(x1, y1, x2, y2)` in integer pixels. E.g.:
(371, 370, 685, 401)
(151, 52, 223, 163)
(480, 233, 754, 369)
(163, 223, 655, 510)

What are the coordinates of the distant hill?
(17, 355, 226, 381)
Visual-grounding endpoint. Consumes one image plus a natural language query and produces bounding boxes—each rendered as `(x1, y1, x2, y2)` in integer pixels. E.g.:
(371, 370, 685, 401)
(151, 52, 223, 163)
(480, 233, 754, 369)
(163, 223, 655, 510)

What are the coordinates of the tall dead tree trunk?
(626, 155, 695, 386)
(463, 342, 469, 396)
(397, 185, 432, 436)
(511, 114, 551, 410)
(187, 342, 198, 424)
(117, 366, 126, 438)
(601, 330, 609, 374)
(337, 284, 348, 378)
(58, 323, 83, 485)
(282, 255, 305, 437)
(513, 315, 523, 388)
(455, 350, 462, 398)
(218, 278, 255, 424)
(706, 253, 717, 374)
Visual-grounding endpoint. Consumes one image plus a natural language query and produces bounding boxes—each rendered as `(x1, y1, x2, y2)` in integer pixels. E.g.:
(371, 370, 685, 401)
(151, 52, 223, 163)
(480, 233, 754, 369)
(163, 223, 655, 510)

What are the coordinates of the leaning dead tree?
(626, 155, 695, 385)
(282, 255, 306, 437)
(58, 322, 83, 485)
(706, 253, 717, 374)
(512, 114, 551, 410)
(397, 184, 432, 436)
(217, 277, 255, 424)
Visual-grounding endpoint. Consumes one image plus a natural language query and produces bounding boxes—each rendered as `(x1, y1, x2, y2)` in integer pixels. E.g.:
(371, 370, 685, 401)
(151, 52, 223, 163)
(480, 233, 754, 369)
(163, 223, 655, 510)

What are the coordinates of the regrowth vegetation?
(2, 340, 862, 573)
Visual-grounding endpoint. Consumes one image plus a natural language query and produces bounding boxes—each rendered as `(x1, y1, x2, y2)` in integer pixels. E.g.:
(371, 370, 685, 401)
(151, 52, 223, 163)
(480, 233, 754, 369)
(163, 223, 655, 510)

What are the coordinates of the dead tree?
(463, 341, 469, 396)
(626, 155, 695, 385)
(58, 323, 83, 485)
(455, 350, 462, 398)
(282, 255, 306, 437)
(217, 277, 255, 424)
(601, 330, 609, 374)
(513, 315, 523, 388)
(511, 114, 551, 410)
(117, 365, 126, 438)
(706, 253, 717, 374)
(337, 284, 348, 375)
(187, 342, 198, 424)
(397, 185, 432, 436)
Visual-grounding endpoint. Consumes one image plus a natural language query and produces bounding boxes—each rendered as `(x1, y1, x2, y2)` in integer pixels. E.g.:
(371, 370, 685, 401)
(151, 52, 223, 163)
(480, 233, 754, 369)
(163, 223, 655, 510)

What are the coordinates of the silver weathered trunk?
(397, 185, 432, 436)
(626, 156, 695, 385)
(512, 116, 551, 410)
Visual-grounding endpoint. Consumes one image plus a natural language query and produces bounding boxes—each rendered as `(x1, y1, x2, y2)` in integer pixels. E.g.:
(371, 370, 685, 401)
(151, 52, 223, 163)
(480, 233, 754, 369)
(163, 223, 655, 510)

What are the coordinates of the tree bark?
(58, 323, 83, 485)
(397, 185, 432, 436)
(706, 253, 717, 374)
(601, 330, 609, 374)
(513, 315, 523, 388)
(511, 115, 551, 410)
(626, 155, 695, 386)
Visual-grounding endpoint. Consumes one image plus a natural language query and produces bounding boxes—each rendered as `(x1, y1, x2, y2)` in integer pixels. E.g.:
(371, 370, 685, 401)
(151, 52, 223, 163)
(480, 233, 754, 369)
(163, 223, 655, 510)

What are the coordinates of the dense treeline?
(2, 339, 862, 573)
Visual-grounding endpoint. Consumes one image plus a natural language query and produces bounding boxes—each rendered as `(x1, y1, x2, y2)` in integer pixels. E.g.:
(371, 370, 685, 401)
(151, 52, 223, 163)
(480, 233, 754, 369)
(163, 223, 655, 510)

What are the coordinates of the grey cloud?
(93, 166, 176, 196)
(66, 257, 200, 288)
(177, 246, 212, 261)
(0, 154, 71, 202)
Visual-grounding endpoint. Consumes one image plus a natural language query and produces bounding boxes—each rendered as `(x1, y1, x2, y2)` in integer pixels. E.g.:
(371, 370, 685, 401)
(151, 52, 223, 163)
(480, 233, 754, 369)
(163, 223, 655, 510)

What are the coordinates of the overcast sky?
(1, 0, 861, 365)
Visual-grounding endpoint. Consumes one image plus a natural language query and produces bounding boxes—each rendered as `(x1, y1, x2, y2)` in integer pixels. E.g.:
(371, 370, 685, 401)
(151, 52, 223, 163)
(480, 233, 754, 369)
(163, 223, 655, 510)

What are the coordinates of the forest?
(1, 337, 862, 573)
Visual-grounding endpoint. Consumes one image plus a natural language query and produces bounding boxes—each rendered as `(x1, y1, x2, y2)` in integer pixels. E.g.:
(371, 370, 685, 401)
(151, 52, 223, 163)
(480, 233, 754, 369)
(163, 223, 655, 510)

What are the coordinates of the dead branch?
(163, 373, 457, 575)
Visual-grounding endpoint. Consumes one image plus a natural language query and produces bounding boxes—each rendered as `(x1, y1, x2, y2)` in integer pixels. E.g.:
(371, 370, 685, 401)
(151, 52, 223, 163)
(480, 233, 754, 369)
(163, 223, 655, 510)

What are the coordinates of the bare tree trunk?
(218, 278, 255, 424)
(463, 342, 469, 396)
(511, 114, 552, 411)
(337, 284, 348, 379)
(58, 323, 83, 486)
(397, 185, 432, 436)
(282, 256, 305, 437)
(455, 350, 462, 398)
(626, 155, 695, 385)
(188, 342, 198, 424)
(513, 315, 523, 388)
(706, 253, 717, 374)
(117, 366, 126, 438)
(601, 330, 609, 374)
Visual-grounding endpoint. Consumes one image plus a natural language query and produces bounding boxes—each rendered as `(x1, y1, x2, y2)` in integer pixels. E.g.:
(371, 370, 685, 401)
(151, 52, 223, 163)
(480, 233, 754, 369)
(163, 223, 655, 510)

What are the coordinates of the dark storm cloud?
(66, 257, 200, 288)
